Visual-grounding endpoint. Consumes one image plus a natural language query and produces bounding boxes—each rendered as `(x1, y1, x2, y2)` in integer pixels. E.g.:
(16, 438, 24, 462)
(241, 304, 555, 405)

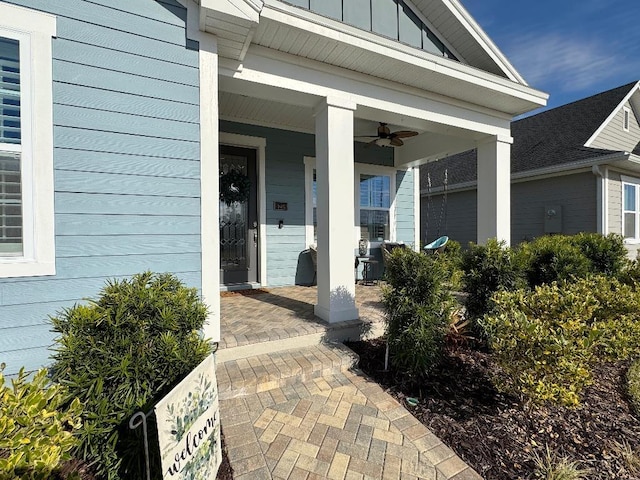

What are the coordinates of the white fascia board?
(584, 81, 640, 147)
(202, 0, 262, 23)
(260, 2, 547, 111)
(222, 48, 519, 137)
(444, 0, 527, 85)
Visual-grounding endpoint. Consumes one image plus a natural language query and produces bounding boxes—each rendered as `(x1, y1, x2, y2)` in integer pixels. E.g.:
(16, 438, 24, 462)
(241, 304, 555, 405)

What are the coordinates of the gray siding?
(0, 0, 200, 375)
(511, 173, 597, 243)
(608, 170, 640, 258)
(421, 189, 477, 248)
(591, 101, 640, 152)
(421, 172, 598, 248)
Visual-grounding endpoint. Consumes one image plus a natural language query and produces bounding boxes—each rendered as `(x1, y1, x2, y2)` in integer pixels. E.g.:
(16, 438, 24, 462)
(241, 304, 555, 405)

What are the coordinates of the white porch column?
(199, 35, 220, 342)
(314, 97, 359, 323)
(477, 135, 512, 246)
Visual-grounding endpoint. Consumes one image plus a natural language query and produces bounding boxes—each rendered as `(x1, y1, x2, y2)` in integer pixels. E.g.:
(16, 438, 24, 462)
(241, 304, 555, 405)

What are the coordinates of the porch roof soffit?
(201, 0, 547, 117)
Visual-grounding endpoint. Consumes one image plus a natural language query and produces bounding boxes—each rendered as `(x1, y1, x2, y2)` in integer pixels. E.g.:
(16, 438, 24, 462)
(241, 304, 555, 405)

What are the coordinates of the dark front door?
(219, 146, 258, 285)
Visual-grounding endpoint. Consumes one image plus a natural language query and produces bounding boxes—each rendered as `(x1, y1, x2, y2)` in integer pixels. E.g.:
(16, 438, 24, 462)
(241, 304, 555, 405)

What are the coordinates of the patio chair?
(424, 235, 449, 254)
(309, 244, 318, 285)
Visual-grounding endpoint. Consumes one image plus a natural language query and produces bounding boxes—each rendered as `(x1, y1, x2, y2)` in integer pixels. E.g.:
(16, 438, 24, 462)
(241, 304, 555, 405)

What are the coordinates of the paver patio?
(216, 286, 481, 479)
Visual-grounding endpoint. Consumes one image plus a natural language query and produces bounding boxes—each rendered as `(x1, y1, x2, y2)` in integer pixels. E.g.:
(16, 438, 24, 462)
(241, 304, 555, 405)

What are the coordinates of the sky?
(461, 0, 640, 115)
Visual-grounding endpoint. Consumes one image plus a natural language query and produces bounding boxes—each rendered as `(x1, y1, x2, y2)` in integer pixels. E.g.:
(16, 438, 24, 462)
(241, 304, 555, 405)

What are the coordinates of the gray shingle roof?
(421, 81, 639, 189)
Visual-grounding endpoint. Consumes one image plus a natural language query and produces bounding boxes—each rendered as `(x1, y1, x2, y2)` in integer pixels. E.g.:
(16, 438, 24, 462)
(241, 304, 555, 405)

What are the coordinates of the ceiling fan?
(357, 123, 419, 147)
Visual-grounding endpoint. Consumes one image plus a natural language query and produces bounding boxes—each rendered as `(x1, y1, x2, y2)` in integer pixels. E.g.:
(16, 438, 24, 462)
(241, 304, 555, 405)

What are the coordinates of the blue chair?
(424, 236, 449, 253)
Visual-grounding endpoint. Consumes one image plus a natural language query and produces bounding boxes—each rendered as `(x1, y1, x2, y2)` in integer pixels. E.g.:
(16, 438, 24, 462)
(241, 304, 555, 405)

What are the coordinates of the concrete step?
(216, 318, 372, 364)
(216, 343, 359, 400)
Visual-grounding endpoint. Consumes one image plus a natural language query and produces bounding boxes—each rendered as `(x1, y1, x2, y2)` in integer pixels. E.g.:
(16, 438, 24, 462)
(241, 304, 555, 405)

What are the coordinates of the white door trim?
(219, 132, 268, 286)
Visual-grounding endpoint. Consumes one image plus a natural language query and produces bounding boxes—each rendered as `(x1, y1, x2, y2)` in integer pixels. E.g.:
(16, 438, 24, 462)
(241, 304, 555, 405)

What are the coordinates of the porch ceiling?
(219, 91, 415, 138)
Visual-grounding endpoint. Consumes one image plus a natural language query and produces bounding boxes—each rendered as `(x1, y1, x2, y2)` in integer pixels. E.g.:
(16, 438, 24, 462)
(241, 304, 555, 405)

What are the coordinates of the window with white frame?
(623, 107, 631, 132)
(0, 4, 56, 278)
(359, 173, 390, 242)
(623, 178, 640, 241)
(304, 157, 395, 246)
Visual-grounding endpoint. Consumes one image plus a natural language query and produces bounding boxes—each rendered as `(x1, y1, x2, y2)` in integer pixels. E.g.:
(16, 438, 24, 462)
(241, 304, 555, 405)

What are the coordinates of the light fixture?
(375, 138, 392, 147)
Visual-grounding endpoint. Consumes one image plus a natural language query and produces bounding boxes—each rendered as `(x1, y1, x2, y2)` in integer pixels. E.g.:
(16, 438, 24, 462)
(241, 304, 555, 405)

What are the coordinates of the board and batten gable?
(0, 0, 201, 375)
(590, 100, 640, 153)
(219, 120, 413, 286)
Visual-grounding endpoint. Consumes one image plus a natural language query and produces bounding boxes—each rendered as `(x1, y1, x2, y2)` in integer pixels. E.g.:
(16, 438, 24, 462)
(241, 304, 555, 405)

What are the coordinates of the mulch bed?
(347, 338, 640, 479)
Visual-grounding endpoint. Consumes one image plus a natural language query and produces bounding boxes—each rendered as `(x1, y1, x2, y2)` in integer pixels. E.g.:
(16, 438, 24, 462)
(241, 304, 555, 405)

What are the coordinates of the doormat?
(220, 289, 270, 298)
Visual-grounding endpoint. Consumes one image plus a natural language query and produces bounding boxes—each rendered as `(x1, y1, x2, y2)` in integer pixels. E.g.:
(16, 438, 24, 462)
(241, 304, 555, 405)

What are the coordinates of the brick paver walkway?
(217, 286, 482, 479)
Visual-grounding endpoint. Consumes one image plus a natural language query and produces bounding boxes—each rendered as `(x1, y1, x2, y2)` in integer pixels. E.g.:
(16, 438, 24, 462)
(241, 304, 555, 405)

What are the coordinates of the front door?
(219, 146, 258, 285)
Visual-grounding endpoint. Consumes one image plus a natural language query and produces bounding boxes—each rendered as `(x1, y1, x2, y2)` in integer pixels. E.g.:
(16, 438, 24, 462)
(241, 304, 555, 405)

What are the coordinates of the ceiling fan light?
(375, 138, 392, 147)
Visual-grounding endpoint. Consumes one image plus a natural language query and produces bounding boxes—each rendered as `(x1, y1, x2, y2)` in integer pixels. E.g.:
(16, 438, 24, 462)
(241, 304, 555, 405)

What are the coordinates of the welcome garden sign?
(155, 354, 221, 479)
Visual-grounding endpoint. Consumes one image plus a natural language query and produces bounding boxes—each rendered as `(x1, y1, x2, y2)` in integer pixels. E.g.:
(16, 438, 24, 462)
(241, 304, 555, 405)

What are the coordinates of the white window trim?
(623, 106, 631, 132)
(622, 175, 640, 244)
(304, 157, 397, 247)
(0, 4, 56, 278)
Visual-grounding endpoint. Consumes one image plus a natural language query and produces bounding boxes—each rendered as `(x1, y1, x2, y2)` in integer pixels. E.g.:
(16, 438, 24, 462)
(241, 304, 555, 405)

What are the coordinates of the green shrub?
(517, 235, 590, 288)
(628, 360, 640, 415)
(50, 272, 212, 480)
(517, 233, 626, 288)
(482, 276, 640, 406)
(461, 239, 524, 320)
(439, 240, 464, 291)
(620, 253, 640, 286)
(0, 365, 83, 479)
(382, 248, 453, 379)
(573, 232, 626, 276)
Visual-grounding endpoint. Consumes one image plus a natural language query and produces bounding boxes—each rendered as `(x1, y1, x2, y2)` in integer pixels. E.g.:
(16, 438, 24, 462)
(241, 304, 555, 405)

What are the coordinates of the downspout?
(592, 165, 608, 234)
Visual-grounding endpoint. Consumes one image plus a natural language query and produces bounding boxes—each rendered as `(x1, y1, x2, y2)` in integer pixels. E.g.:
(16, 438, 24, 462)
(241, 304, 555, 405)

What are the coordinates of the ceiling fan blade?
(390, 137, 404, 146)
(392, 130, 419, 138)
(364, 138, 379, 148)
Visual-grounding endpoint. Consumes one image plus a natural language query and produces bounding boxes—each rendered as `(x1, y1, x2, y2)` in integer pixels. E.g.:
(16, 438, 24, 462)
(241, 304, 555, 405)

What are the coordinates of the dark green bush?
(627, 360, 640, 414)
(461, 239, 524, 320)
(50, 272, 212, 480)
(517, 235, 590, 288)
(482, 276, 640, 406)
(382, 248, 453, 379)
(573, 232, 626, 276)
(439, 240, 463, 291)
(0, 365, 83, 480)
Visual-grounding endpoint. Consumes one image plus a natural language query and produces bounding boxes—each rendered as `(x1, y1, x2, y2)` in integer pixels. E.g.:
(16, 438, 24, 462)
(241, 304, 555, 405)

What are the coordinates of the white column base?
(314, 304, 360, 323)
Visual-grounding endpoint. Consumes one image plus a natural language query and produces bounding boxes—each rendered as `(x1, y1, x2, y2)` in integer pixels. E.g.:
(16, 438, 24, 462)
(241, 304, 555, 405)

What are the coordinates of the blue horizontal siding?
(54, 83, 199, 123)
(0, 0, 201, 375)
(54, 149, 200, 178)
(396, 169, 415, 245)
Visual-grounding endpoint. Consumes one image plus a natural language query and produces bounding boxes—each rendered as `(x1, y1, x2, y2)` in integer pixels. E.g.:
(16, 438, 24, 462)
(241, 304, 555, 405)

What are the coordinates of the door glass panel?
(220, 154, 249, 271)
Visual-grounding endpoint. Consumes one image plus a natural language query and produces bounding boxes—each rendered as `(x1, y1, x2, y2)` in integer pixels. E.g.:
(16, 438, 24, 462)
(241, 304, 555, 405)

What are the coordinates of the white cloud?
(504, 32, 636, 92)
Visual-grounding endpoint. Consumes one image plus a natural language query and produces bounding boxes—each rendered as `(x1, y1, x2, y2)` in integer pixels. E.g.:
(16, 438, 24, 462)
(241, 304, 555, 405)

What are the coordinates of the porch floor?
(216, 285, 481, 479)
(219, 285, 386, 353)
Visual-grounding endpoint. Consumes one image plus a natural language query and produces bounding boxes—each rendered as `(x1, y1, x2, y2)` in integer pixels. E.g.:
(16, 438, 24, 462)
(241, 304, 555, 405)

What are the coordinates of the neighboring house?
(0, 0, 546, 374)
(421, 81, 640, 256)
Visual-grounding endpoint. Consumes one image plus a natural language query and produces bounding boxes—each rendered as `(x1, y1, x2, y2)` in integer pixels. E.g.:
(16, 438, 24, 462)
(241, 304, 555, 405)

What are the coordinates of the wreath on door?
(220, 169, 251, 206)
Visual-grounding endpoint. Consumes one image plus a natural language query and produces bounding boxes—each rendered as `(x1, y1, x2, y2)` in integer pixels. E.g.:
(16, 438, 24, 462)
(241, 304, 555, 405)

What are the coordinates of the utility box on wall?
(544, 205, 562, 233)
